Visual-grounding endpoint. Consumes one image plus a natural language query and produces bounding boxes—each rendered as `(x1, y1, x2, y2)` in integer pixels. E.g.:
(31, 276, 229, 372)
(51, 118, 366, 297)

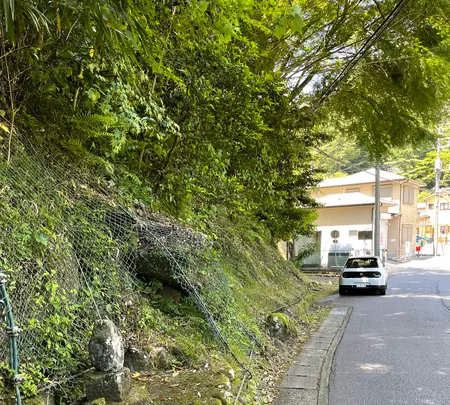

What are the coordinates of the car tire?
(379, 287, 387, 296)
(339, 287, 346, 295)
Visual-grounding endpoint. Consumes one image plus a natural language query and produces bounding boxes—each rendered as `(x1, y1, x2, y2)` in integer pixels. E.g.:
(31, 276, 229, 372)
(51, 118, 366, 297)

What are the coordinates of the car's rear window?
(344, 258, 379, 268)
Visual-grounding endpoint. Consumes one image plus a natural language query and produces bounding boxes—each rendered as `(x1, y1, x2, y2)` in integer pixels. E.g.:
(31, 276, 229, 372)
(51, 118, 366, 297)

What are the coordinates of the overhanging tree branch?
(310, 0, 412, 112)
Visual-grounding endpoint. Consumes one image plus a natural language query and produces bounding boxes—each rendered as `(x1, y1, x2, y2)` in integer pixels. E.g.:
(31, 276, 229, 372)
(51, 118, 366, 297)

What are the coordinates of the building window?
(403, 186, 414, 205)
(401, 224, 413, 243)
(349, 230, 358, 238)
(440, 202, 450, 210)
(358, 230, 372, 240)
(429, 203, 434, 210)
(425, 225, 433, 234)
(331, 230, 340, 238)
(372, 184, 393, 199)
(345, 188, 360, 193)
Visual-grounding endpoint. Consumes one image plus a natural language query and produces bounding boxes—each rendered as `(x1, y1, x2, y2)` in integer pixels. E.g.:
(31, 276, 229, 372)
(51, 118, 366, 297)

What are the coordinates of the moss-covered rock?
(21, 393, 55, 405)
(266, 312, 298, 341)
(88, 399, 106, 405)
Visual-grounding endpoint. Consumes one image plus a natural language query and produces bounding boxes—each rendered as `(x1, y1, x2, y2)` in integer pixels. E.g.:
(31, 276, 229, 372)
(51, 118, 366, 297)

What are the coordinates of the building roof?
(318, 168, 425, 188)
(423, 188, 450, 201)
(316, 192, 397, 208)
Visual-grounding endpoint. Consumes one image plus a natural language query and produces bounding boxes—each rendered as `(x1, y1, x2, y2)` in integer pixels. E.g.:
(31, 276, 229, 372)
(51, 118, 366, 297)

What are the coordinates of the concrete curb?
(317, 306, 352, 405)
(274, 304, 352, 405)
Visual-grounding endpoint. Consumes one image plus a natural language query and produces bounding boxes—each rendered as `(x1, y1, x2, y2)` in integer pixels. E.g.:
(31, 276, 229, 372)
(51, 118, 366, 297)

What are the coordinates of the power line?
(311, 0, 411, 112)
(313, 147, 412, 186)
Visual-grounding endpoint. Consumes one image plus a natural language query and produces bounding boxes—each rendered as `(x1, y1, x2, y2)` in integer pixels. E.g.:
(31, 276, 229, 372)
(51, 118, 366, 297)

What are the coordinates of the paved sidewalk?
(274, 306, 352, 405)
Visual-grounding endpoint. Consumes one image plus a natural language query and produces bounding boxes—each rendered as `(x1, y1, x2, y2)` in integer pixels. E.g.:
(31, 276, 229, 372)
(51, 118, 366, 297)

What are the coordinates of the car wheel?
(339, 287, 345, 295)
(379, 287, 386, 296)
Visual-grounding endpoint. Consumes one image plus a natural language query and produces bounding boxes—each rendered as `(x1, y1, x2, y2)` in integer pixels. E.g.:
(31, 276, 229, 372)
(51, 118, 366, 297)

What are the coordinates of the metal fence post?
(0, 272, 22, 405)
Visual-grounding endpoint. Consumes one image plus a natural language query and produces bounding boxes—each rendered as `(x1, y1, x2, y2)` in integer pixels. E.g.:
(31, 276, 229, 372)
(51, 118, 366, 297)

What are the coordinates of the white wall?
(316, 220, 389, 267)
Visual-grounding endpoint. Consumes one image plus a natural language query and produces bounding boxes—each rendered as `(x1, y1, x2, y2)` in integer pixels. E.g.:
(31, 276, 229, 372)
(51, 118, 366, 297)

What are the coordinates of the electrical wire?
(313, 147, 414, 186)
(311, 0, 412, 112)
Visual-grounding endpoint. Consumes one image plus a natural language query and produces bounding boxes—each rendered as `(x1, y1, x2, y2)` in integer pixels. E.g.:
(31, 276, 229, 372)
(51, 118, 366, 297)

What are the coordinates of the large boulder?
(85, 368, 131, 402)
(124, 348, 152, 372)
(136, 247, 184, 288)
(88, 319, 124, 372)
(135, 221, 208, 289)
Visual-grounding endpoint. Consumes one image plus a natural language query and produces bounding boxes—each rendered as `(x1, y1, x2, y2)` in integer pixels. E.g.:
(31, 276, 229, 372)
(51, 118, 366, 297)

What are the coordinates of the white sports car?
(339, 256, 388, 295)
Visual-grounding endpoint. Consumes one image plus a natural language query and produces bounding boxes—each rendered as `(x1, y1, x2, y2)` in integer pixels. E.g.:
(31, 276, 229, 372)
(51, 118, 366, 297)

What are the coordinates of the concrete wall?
(317, 221, 389, 252)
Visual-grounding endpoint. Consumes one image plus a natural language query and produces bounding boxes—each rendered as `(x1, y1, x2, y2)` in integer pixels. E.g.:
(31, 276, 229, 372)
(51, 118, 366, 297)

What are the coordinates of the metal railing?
(298, 248, 388, 270)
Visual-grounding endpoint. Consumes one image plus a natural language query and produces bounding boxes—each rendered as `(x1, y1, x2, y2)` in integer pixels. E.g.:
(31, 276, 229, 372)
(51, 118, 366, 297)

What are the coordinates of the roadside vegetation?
(0, 0, 450, 403)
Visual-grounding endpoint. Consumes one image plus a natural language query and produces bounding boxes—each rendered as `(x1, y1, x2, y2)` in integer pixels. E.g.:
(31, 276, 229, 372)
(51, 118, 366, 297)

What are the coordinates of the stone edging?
(317, 306, 352, 405)
(275, 305, 352, 405)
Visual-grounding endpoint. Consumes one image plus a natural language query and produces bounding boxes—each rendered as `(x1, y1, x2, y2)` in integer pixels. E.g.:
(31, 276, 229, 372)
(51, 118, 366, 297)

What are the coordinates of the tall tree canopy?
(1, 0, 450, 238)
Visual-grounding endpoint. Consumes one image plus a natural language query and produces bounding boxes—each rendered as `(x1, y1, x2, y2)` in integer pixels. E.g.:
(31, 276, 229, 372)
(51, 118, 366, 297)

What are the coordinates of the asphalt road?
(329, 255, 450, 405)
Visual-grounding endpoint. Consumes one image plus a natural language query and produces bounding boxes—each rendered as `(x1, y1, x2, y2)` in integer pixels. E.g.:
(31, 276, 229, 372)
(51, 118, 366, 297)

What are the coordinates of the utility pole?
(374, 166, 381, 257)
(434, 138, 442, 256)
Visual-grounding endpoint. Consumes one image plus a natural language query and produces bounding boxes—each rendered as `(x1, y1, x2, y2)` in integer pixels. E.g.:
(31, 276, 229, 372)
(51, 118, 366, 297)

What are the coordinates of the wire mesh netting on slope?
(0, 131, 263, 391)
(0, 135, 138, 382)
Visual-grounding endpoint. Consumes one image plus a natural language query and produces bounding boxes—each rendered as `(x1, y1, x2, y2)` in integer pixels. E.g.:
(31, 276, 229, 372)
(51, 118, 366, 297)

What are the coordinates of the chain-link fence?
(0, 132, 139, 384)
(0, 130, 264, 394)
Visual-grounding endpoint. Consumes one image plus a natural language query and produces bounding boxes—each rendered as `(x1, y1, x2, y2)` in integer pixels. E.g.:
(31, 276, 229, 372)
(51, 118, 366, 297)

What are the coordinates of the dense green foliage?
(2, 0, 450, 401)
(0, 136, 332, 401)
(0, 141, 141, 399)
(319, 1, 450, 160)
(1, 0, 450, 238)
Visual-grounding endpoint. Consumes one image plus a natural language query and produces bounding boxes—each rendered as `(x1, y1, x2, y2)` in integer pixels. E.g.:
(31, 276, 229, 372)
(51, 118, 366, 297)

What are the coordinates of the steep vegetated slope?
(0, 133, 333, 403)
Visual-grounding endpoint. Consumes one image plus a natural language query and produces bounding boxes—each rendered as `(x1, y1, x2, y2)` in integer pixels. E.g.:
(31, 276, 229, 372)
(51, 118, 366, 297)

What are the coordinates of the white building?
(296, 169, 424, 268)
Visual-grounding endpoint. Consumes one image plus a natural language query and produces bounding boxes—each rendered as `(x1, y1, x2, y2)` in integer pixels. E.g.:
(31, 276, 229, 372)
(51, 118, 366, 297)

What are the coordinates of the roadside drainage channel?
(274, 305, 352, 405)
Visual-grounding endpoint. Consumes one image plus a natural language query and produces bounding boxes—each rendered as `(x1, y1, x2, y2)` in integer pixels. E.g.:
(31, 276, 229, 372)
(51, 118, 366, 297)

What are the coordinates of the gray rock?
(85, 368, 131, 402)
(136, 221, 208, 289)
(266, 313, 297, 342)
(124, 348, 151, 372)
(159, 285, 182, 303)
(156, 349, 169, 369)
(89, 319, 124, 372)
